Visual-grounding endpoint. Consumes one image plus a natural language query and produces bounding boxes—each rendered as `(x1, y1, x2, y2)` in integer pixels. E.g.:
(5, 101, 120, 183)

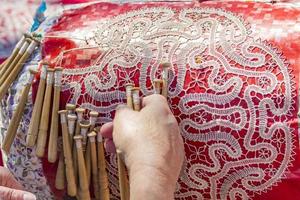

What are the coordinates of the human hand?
(0, 167, 36, 200)
(100, 94, 184, 200)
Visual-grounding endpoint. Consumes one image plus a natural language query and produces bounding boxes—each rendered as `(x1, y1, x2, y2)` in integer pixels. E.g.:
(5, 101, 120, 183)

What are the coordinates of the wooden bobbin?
(67, 114, 77, 147)
(48, 67, 63, 163)
(2, 69, 37, 153)
(0, 37, 40, 100)
(55, 139, 65, 190)
(131, 87, 141, 111)
(26, 62, 48, 147)
(88, 131, 100, 200)
(161, 62, 171, 98)
(0, 33, 29, 79)
(79, 121, 90, 151)
(66, 103, 76, 114)
(125, 83, 135, 109)
(89, 111, 99, 131)
(153, 79, 163, 95)
(73, 108, 85, 187)
(97, 131, 110, 200)
(75, 108, 85, 136)
(74, 135, 91, 200)
(55, 152, 65, 190)
(58, 110, 77, 197)
(36, 68, 55, 158)
(0, 36, 30, 86)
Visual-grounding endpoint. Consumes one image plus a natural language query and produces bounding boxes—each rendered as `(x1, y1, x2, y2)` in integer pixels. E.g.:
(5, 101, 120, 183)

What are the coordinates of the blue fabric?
(31, 0, 47, 32)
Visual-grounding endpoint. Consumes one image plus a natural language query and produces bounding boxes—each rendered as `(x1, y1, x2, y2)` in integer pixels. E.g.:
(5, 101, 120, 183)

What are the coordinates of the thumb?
(0, 186, 36, 200)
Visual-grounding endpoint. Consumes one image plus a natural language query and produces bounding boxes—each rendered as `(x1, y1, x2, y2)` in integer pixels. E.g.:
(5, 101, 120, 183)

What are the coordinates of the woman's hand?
(0, 167, 36, 200)
(100, 94, 184, 200)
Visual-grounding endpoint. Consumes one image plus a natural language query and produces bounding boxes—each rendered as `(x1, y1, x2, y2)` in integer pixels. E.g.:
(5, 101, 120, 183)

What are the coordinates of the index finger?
(141, 94, 170, 113)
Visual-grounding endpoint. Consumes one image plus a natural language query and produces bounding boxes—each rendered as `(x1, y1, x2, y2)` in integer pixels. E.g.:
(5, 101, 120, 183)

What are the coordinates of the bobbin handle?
(89, 132, 100, 200)
(2, 69, 36, 153)
(48, 68, 63, 163)
(55, 152, 65, 190)
(2, 84, 32, 153)
(74, 136, 91, 200)
(0, 38, 29, 86)
(48, 86, 61, 162)
(0, 39, 39, 100)
(36, 69, 54, 157)
(60, 111, 77, 197)
(26, 65, 47, 147)
(117, 152, 130, 200)
(97, 134, 110, 200)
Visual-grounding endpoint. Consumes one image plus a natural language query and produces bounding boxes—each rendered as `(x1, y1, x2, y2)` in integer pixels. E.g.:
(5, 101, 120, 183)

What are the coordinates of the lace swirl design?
(44, 6, 296, 200)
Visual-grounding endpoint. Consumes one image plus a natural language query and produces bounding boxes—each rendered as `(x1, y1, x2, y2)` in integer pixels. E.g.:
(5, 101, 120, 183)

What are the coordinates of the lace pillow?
(2, 1, 300, 199)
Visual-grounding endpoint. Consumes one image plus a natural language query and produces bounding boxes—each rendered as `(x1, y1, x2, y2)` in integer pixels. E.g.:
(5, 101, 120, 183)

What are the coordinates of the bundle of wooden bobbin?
(1, 34, 171, 199)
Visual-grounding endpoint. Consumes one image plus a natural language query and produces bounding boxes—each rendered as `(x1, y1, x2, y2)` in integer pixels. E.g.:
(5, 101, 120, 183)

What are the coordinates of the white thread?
(89, 137, 95, 143)
(90, 117, 97, 126)
(54, 70, 62, 87)
(26, 41, 38, 54)
(97, 133, 103, 143)
(132, 92, 140, 104)
(60, 114, 66, 124)
(18, 42, 30, 55)
(41, 65, 48, 80)
(15, 36, 25, 50)
(75, 141, 82, 148)
(46, 71, 54, 85)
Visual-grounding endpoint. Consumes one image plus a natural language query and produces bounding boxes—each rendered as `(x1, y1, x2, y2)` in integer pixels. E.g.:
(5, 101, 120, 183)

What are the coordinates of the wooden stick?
(74, 135, 91, 200)
(89, 111, 98, 131)
(36, 68, 55, 158)
(79, 121, 90, 152)
(0, 37, 40, 100)
(55, 152, 65, 190)
(75, 108, 85, 136)
(73, 108, 85, 188)
(88, 131, 100, 200)
(85, 137, 92, 188)
(58, 110, 77, 197)
(97, 131, 110, 200)
(48, 67, 63, 163)
(0, 34, 30, 74)
(67, 114, 77, 147)
(161, 62, 171, 98)
(0, 59, 8, 71)
(125, 83, 134, 109)
(132, 87, 141, 111)
(84, 111, 99, 187)
(153, 79, 163, 95)
(0, 34, 29, 86)
(26, 62, 48, 147)
(2, 69, 37, 153)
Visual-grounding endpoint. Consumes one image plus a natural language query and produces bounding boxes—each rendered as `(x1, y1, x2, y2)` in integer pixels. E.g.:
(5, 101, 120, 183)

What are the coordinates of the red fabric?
(37, 1, 300, 199)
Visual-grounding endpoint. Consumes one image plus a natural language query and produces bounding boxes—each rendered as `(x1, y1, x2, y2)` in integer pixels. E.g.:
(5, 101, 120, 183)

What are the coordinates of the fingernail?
(23, 193, 36, 200)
